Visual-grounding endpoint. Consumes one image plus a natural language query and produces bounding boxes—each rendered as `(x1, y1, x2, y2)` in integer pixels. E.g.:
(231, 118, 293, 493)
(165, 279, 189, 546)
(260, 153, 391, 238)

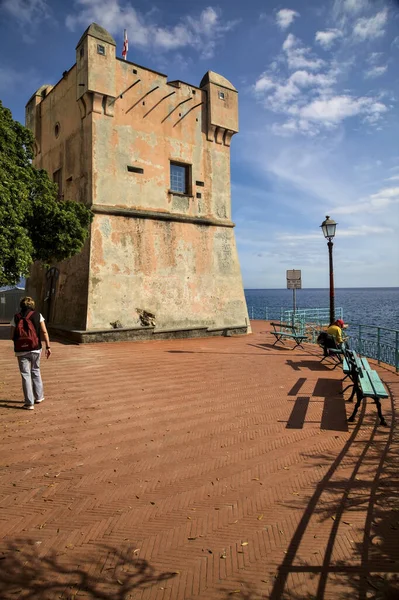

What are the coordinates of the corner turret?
(76, 23, 116, 110)
(200, 71, 238, 146)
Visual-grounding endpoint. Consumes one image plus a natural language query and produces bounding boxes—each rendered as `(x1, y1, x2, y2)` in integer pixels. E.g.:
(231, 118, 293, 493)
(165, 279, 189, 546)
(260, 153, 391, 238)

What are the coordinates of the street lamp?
(320, 215, 337, 325)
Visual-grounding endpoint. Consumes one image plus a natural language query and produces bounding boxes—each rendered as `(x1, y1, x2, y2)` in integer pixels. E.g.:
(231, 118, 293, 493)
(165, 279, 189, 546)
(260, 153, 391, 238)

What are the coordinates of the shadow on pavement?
(286, 359, 332, 371)
(0, 540, 177, 600)
(270, 386, 399, 600)
(0, 400, 26, 410)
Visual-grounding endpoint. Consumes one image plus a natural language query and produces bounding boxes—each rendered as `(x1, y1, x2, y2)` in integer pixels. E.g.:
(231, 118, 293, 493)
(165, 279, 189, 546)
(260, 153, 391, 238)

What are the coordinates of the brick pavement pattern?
(1, 321, 398, 600)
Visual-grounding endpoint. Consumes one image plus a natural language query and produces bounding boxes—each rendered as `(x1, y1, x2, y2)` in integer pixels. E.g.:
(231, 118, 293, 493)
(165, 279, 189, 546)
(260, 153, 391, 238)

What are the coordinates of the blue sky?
(1, 0, 398, 289)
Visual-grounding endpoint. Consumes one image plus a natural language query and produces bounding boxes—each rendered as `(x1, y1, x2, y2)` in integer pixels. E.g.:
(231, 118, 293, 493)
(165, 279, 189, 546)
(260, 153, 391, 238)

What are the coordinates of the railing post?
(359, 324, 362, 355)
(251, 306, 254, 319)
(377, 327, 381, 365)
(396, 331, 399, 373)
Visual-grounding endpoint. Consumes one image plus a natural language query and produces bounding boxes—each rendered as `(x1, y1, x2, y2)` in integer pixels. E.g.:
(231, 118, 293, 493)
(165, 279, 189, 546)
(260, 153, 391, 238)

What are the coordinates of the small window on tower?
(97, 44, 106, 55)
(218, 91, 225, 100)
(170, 162, 190, 195)
(79, 46, 84, 59)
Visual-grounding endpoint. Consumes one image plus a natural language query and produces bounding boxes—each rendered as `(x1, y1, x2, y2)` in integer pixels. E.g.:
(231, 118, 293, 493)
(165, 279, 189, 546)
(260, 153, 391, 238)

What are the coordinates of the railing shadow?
(269, 385, 399, 600)
(0, 540, 177, 600)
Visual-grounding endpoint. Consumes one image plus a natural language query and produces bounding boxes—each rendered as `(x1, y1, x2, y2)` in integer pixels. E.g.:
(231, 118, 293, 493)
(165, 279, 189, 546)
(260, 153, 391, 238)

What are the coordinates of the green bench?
(270, 322, 307, 350)
(343, 349, 388, 426)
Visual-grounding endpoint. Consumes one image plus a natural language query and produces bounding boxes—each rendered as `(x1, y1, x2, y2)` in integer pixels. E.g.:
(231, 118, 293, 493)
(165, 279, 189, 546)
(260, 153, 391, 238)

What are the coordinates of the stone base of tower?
(48, 323, 249, 344)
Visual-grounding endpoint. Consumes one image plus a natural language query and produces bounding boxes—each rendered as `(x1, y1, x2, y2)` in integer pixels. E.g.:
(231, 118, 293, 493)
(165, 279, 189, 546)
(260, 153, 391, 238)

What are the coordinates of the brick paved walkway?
(1, 321, 398, 600)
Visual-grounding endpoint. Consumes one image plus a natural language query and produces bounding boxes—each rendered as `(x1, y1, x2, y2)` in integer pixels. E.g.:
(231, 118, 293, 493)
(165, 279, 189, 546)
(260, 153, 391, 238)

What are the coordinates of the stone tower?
(25, 23, 250, 342)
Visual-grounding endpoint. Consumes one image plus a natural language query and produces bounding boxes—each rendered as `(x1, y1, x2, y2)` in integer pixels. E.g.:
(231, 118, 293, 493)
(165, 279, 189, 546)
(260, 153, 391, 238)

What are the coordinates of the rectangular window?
(218, 91, 225, 100)
(97, 44, 105, 55)
(53, 168, 63, 199)
(170, 162, 190, 195)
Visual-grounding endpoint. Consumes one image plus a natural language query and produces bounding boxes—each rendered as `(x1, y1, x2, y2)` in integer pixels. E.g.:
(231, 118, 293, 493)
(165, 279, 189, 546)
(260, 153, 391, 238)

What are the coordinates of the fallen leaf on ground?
(257, 515, 263, 520)
(241, 542, 248, 546)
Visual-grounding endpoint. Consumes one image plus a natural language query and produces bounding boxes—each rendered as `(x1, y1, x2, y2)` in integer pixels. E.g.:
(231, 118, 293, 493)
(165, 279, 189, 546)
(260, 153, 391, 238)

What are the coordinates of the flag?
(122, 29, 128, 60)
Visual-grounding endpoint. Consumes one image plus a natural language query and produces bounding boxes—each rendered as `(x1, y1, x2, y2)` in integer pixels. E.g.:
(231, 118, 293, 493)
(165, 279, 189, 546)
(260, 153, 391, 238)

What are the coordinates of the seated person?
(327, 319, 348, 350)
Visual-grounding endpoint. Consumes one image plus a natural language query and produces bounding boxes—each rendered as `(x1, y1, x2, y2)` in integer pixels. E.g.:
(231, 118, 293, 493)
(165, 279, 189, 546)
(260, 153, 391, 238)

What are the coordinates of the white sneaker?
(35, 398, 44, 404)
(23, 404, 34, 410)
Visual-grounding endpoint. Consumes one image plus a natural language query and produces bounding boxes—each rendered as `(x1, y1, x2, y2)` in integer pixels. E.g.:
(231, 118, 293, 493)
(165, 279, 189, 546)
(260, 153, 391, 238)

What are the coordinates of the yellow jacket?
(327, 324, 343, 344)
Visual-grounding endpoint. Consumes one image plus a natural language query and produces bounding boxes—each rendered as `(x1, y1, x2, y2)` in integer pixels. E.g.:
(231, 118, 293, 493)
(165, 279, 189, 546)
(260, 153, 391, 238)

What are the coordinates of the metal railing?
(349, 325, 399, 372)
(247, 305, 399, 371)
(246, 306, 344, 329)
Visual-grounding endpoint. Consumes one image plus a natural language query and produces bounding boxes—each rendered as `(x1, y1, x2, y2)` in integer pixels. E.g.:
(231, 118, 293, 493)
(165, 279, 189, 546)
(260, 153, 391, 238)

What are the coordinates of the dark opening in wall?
(127, 165, 144, 174)
(196, 181, 204, 187)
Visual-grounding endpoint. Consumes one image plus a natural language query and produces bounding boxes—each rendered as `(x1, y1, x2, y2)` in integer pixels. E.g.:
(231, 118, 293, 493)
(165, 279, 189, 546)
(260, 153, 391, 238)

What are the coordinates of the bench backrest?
(271, 322, 299, 333)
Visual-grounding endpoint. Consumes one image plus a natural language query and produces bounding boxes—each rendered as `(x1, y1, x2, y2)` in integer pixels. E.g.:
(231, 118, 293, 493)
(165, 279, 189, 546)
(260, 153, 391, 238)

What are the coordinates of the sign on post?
(286, 270, 302, 316)
(286, 270, 302, 289)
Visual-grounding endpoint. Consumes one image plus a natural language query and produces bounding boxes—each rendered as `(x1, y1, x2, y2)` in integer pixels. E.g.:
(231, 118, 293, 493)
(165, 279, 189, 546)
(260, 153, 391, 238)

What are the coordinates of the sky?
(1, 0, 398, 289)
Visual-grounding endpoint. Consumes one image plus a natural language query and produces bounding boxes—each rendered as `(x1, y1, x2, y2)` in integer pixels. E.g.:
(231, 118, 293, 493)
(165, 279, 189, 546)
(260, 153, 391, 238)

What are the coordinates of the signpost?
(286, 270, 302, 316)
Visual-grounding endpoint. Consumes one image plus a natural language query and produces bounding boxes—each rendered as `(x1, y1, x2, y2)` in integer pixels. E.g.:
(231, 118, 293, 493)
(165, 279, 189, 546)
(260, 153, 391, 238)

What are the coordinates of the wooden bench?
(270, 322, 307, 350)
(343, 349, 388, 426)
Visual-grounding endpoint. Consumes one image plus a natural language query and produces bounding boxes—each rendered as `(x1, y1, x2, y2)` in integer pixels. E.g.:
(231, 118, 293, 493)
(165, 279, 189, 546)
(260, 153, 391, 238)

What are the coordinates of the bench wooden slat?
(367, 370, 389, 397)
(358, 372, 375, 397)
(343, 358, 350, 373)
(361, 357, 371, 371)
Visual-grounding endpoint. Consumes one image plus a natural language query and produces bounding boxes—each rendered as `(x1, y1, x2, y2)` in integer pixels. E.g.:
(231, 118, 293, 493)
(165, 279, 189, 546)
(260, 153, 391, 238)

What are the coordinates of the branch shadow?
(0, 539, 177, 600)
(269, 383, 399, 600)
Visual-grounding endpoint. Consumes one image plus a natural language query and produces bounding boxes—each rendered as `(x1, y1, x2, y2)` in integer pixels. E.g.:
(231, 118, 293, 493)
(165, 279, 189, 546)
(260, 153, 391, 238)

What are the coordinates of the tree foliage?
(0, 101, 92, 287)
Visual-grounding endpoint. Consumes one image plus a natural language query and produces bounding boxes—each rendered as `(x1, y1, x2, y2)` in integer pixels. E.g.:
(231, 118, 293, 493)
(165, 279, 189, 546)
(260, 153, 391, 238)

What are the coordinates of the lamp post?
(320, 215, 337, 325)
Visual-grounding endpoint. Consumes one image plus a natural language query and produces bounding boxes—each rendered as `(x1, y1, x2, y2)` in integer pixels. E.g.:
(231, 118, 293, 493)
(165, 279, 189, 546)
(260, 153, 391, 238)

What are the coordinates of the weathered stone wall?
(87, 213, 247, 330)
(25, 67, 92, 329)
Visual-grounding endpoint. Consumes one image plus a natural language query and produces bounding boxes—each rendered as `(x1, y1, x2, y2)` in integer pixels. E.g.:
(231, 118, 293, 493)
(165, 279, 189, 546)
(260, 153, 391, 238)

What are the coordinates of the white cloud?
(282, 34, 325, 70)
(353, 9, 388, 42)
(253, 75, 275, 93)
(367, 52, 384, 64)
(276, 9, 300, 30)
(300, 95, 387, 125)
(2, 0, 51, 41)
(386, 175, 399, 182)
(277, 224, 392, 239)
(364, 65, 388, 79)
(2, 0, 49, 23)
(339, 0, 368, 13)
(290, 69, 337, 88)
(371, 186, 399, 199)
(66, 2, 237, 58)
(315, 29, 343, 49)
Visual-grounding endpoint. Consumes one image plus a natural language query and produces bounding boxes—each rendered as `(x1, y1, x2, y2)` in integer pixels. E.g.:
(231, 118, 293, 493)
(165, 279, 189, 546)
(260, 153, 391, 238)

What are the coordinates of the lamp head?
(320, 215, 337, 240)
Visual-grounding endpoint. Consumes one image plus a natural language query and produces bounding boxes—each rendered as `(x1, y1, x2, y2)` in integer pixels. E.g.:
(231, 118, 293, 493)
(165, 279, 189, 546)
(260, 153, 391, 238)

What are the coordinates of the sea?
(244, 288, 399, 331)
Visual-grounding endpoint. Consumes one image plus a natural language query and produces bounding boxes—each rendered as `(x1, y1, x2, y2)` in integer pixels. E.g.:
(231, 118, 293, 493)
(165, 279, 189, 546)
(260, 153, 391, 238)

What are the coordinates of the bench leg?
(341, 383, 354, 395)
(347, 389, 362, 422)
(374, 398, 387, 426)
(272, 337, 285, 347)
(292, 342, 304, 350)
(346, 384, 357, 403)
